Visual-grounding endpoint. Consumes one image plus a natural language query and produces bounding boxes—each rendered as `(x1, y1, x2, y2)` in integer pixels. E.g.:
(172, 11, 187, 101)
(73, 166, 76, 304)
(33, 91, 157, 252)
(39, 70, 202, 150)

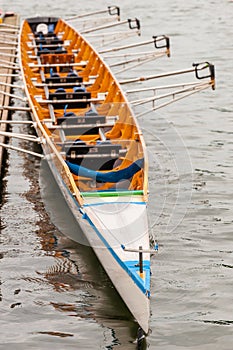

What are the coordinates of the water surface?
(0, 0, 232, 349)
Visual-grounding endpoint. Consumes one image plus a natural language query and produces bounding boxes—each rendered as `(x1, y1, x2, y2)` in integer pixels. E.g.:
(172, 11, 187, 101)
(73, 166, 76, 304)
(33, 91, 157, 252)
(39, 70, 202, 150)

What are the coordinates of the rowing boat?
(17, 11, 215, 338)
(19, 15, 152, 334)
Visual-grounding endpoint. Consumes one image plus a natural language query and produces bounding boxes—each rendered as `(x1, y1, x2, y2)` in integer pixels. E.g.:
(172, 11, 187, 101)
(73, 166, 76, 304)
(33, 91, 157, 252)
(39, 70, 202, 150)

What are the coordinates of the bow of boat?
(80, 191, 151, 333)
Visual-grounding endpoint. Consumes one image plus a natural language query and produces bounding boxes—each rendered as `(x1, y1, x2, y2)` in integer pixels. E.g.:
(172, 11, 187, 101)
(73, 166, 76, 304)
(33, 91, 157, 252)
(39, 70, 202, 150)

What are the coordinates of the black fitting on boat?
(139, 246, 143, 274)
(128, 18, 141, 31)
(108, 6, 120, 18)
(153, 35, 170, 56)
(136, 327, 146, 349)
(193, 62, 215, 90)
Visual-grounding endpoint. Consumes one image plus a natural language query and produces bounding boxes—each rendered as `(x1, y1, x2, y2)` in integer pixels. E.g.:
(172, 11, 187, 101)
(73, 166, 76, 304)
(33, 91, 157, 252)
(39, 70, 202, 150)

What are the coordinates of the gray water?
(0, 0, 232, 349)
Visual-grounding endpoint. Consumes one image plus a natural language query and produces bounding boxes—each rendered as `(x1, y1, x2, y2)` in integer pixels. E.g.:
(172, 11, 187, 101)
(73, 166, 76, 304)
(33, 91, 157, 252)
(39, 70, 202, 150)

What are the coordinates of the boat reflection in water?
(38, 159, 142, 348)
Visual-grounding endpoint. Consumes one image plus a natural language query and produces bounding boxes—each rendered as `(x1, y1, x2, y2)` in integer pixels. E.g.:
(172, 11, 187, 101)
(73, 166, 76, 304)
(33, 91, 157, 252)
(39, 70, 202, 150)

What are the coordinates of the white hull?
(81, 230, 150, 334)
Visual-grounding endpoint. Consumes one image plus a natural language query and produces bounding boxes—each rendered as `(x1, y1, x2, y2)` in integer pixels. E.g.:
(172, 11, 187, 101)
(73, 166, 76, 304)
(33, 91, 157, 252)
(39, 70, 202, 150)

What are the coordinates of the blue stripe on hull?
(81, 210, 150, 297)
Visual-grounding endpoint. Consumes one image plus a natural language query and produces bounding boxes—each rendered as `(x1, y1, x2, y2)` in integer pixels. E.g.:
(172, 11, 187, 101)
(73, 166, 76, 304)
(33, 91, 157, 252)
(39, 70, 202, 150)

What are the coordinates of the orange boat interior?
(20, 17, 148, 196)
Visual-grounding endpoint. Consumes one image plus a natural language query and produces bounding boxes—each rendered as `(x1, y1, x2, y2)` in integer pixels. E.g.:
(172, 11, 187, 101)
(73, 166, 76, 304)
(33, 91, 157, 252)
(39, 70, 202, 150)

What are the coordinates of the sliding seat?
(64, 141, 124, 170)
(48, 90, 91, 109)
